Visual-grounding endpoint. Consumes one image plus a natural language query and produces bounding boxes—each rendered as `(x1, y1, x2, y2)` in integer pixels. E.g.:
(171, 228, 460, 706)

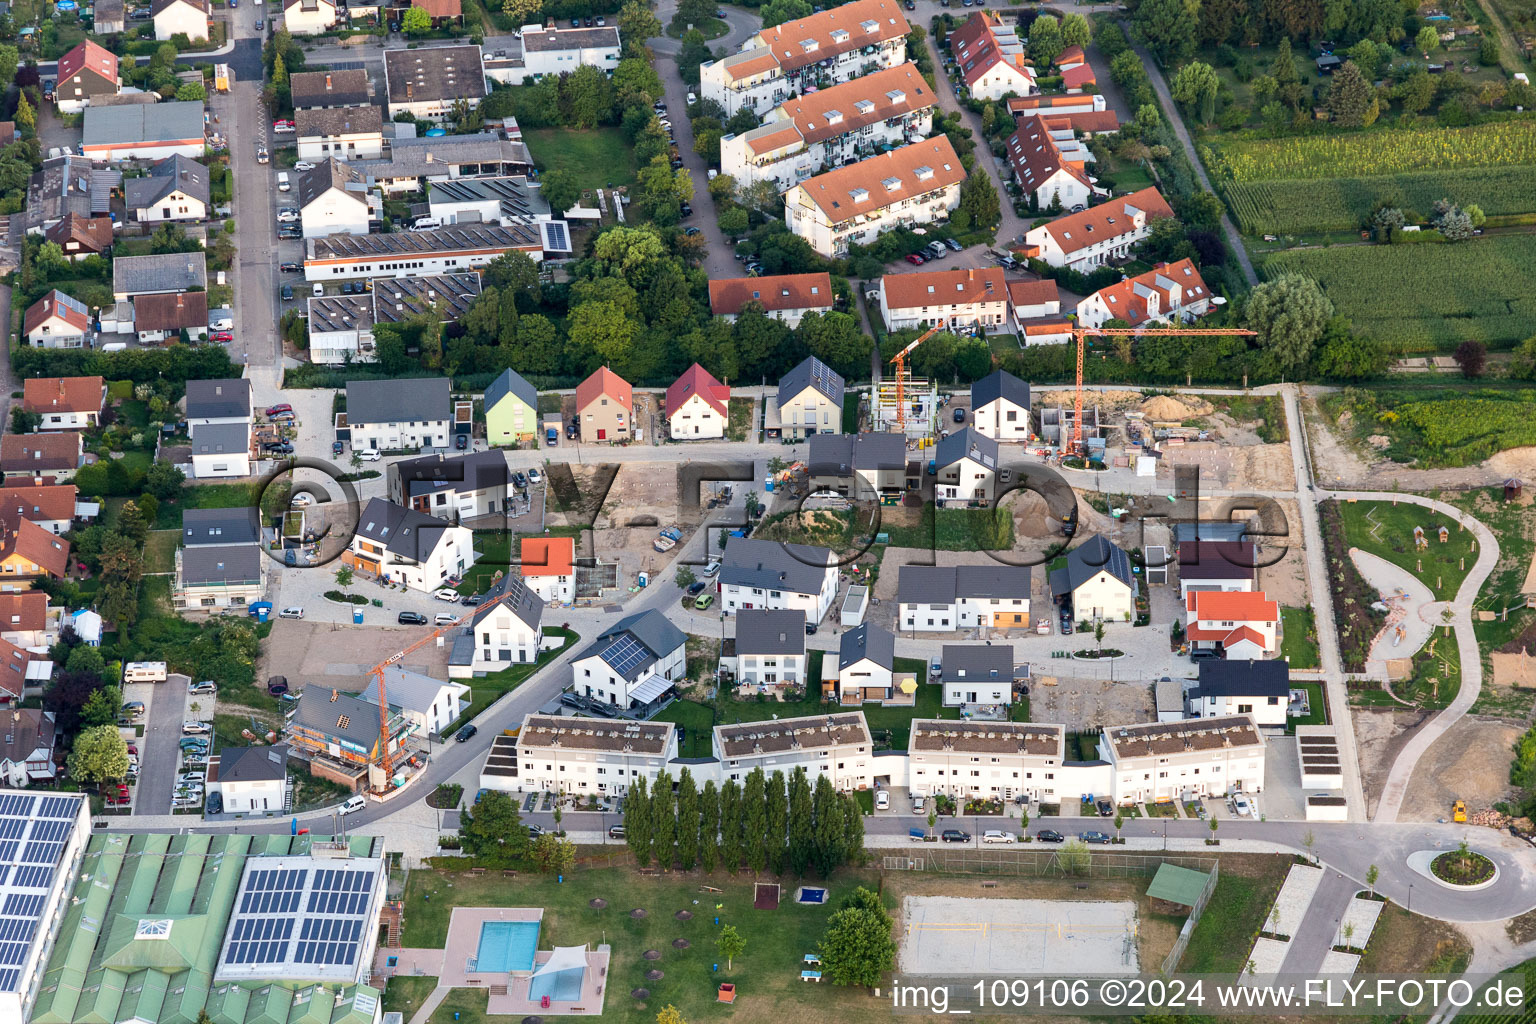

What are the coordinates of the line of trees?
(624, 766, 865, 876)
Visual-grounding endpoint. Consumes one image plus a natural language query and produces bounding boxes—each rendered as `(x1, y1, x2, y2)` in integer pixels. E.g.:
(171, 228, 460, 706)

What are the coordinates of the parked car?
(398, 611, 428, 625)
(982, 830, 1015, 844)
(1036, 829, 1066, 843)
(209, 330, 235, 344)
(435, 612, 458, 626)
(945, 237, 964, 251)
(1189, 648, 1221, 661)
(875, 791, 890, 810)
(278, 225, 302, 239)
(332, 440, 344, 455)
(905, 253, 925, 265)
(456, 724, 478, 742)
(461, 593, 484, 606)
(358, 450, 382, 461)
(1079, 830, 1112, 845)
(608, 824, 626, 839)
(528, 823, 546, 837)
(188, 680, 217, 695)
(276, 208, 299, 223)
(512, 471, 528, 488)
(953, 407, 965, 423)
(272, 119, 295, 132)
(1096, 799, 1114, 817)
(911, 793, 925, 812)
(703, 559, 721, 577)
(940, 829, 971, 843)
(182, 721, 211, 735)
(278, 606, 304, 619)
(265, 404, 293, 417)
(455, 433, 469, 450)
(687, 581, 707, 596)
(1232, 795, 1254, 818)
(293, 160, 316, 171)
(264, 441, 295, 454)
(1060, 612, 1073, 635)
(280, 262, 302, 274)
(339, 795, 366, 815)
(694, 593, 715, 611)
(433, 588, 460, 603)
(527, 467, 542, 484)
(280, 284, 294, 300)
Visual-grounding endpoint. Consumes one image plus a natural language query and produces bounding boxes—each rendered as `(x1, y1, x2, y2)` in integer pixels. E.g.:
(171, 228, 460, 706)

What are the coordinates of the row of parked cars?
(918, 827, 1114, 844)
(904, 237, 965, 265)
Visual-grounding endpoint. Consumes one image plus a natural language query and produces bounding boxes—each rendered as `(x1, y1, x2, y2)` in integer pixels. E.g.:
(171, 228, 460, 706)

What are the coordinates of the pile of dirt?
(1036, 389, 1145, 412)
(1138, 395, 1214, 421)
(1468, 808, 1532, 830)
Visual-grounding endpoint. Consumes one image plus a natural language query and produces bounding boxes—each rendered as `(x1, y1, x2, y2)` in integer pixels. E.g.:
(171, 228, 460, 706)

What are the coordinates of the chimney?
(967, 267, 973, 281)
(406, 82, 413, 101)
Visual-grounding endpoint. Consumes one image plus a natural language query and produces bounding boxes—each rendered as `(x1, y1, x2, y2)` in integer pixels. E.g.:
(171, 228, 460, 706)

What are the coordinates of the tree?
(742, 768, 768, 872)
(1433, 199, 1476, 242)
(1326, 60, 1378, 127)
(81, 685, 122, 728)
(176, 82, 208, 101)
(676, 767, 700, 871)
(0, 45, 18, 87)
(98, 533, 144, 630)
(1171, 60, 1221, 125)
(501, 0, 539, 22)
(651, 770, 677, 868)
(1416, 24, 1439, 55)
(1028, 14, 1062, 67)
(67, 725, 129, 786)
(810, 773, 844, 876)
(700, 780, 720, 872)
(565, 65, 615, 129)
(818, 888, 895, 988)
(569, 301, 637, 369)
(618, 0, 662, 48)
(15, 93, 34, 132)
(335, 564, 355, 604)
(1059, 839, 1091, 875)
(145, 461, 185, 500)
(760, 0, 811, 27)
(764, 770, 788, 874)
(676, 0, 714, 27)
(1112, 811, 1124, 840)
(957, 172, 1000, 231)
(402, 6, 432, 35)
(1132, 0, 1199, 65)
(797, 311, 870, 379)
(1315, 320, 1387, 380)
(66, 644, 106, 680)
(674, 565, 698, 591)
(1244, 273, 1334, 375)
(1454, 340, 1487, 378)
(626, 775, 654, 867)
(786, 767, 814, 875)
(271, 49, 289, 91)
(117, 500, 149, 545)
(1397, 70, 1436, 117)
(1060, 12, 1091, 48)
(459, 790, 530, 862)
(656, 1006, 687, 1024)
(1366, 864, 1379, 896)
(718, 922, 748, 969)
(532, 833, 576, 874)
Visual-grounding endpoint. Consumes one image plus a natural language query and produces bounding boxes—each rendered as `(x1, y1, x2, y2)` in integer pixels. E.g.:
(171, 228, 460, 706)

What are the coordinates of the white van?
(339, 794, 367, 815)
(312, 282, 324, 297)
(123, 661, 168, 683)
(277, 171, 291, 192)
(411, 216, 442, 231)
(101, 342, 128, 353)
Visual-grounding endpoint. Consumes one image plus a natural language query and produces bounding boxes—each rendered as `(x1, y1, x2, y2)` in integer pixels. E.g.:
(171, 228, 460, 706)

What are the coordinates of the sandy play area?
(900, 896, 1140, 976)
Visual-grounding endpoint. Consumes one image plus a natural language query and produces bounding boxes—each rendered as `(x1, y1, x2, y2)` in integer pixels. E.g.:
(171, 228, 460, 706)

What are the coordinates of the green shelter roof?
(1145, 862, 1211, 908)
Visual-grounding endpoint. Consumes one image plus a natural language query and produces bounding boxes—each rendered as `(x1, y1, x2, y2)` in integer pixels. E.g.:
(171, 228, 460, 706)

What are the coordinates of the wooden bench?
(502, 870, 518, 878)
(469, 867, 486, 875)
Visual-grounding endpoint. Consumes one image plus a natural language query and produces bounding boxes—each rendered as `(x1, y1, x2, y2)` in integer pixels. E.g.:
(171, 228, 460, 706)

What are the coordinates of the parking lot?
(127, 674, 188, 816)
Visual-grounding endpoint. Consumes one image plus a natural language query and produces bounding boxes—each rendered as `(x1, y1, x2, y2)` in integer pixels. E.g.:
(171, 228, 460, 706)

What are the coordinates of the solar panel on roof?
(11, 865, 50, 889)
(36, 797, 74, 818)
(600, 632, 649, 677)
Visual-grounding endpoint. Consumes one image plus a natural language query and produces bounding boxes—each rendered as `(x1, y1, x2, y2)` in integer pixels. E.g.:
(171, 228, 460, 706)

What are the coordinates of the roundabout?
(1406, 847, 1502, 892)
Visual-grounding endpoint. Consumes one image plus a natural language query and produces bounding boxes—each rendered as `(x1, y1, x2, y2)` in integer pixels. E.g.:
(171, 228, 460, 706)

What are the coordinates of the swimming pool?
(475, 920, 541, 973)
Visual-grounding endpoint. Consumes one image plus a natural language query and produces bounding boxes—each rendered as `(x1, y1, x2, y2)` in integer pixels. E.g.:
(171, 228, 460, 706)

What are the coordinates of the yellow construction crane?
(890, 321, 946, 435)
(1070, 326, 1258, 455)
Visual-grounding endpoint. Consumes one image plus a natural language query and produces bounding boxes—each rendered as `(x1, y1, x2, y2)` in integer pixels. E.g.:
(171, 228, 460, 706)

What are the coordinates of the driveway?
(131, 678, 188, 816)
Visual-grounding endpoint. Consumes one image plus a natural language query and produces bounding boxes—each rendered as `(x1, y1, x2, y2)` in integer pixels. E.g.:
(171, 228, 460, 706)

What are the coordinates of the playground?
(899, 896, 1140, 976)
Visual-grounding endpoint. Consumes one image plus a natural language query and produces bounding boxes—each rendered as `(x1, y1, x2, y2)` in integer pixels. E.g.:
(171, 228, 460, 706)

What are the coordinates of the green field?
(1177, 857, 1291, 972)
(1206, 121, 1536, 183)
(1337, 500, 1477, 600)
(1263, 235, 1536, 351)
(524, 128, 640, 191)
(1279, 606, 1318, 670)
(1224, 166, 1536, 235)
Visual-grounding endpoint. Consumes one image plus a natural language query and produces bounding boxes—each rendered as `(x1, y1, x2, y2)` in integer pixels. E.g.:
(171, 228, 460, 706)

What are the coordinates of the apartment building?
(709, 272, 834, 327)
(1022, 187, 1174, 271)
(1100, 715, 1265, 803)
(718, 538, 840, 623)
(700, 0, 910, 116)
(896, 564, 1031, 632)
(515, 22, 621, 79)
(909, 720, 1064, 802)
(713, 712, 874, 790)
(1005, 114, 1101, 211)
(1075, 258, 1213, 329)
(383, 45, 487, 121)
(497, 715, 678, 796)
(295, 106, 385, 162)
(719, 63, 934, 190)
(878, 266, 1007, 333)
(950, 11, 1035, 101)
(786, 136, 965, 257)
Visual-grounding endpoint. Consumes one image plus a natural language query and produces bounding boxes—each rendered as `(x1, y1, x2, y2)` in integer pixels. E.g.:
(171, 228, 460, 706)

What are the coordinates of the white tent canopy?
(531, 945, 588, 978)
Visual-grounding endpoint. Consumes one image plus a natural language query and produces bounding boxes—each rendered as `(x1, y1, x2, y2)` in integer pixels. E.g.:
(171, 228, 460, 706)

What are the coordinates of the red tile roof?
(22, 377, 104, 417)
(133, 291, 208, 332)
(1005, 278, 1059, 308)
(0, 637, 31, 700)
(57, 41, 119, 87)
(0, 484, 78, 526)
(793, 136, 965, 225)
(23, 291, 91, 338)
(752, 0, 910, 74)
(1030, 187, 1174, 256)
(1055, 45, 1085, 67)
(45, 214, 114, 254)
(0, 434, 82, 474)
(575, 366, 633, 413)
(667, 363, 729, 419)
(881, 267, 1005, 311)
(950, 11, 1033, 90)
(0, 516, 70, 579)
(710, 273, 834, 316)
(769, 63, 932, 149)
(412, 0, 461, 18)
(0, 592, 49, 633)
(1083, 259, 1210, 327)
(1006, 114, 1092, 195)
(1185, 589, 1278, 621)
(1062, 63, 1096, 90)
(520, 536, 575, 579)
(1020, 316, 1072, 337)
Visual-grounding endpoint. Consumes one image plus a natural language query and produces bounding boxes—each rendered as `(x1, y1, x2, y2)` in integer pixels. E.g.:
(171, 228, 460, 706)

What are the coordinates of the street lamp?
(1407, 884, 1413, 914)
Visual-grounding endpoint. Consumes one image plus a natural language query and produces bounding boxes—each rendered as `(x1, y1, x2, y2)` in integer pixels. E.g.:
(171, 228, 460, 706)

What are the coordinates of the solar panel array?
(218, 857, 383, 982)
(0, 792, 82, 992)
(599, 632, 650, 679)
(542, 220, 571, 254)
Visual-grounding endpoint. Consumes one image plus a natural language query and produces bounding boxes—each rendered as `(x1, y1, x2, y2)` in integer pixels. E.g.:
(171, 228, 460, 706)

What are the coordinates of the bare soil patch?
(257, 619, 448, 694)
(1029, 675, 1155, 733)
(1353, 707, 1432, 819)
(1399, 716, 1523, 823)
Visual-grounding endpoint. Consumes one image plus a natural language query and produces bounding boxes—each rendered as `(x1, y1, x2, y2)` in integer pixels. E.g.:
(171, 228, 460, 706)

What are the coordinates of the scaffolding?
(871, 378, 938, 438)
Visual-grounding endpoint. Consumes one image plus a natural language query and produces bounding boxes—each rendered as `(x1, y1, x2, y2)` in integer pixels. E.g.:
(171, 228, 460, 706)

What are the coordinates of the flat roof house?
(909, 719, 1063, 802)
(81, 100, 205, 161)
(384, 45, 487, 121)
(494, 715, 677, 796)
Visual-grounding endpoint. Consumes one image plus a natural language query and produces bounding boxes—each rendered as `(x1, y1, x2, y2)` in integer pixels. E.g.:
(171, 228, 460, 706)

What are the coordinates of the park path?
(406, 986, 450, 1024)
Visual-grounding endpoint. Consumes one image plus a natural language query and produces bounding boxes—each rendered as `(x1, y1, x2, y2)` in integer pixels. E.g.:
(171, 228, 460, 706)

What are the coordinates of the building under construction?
(870, 378, 939, 439)
(1040, 403, 1103, 447)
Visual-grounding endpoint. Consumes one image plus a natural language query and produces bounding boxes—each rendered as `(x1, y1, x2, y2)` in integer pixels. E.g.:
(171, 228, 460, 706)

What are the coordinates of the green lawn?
(457, 627, 579, 727)
(1443, 488, 1536, 718)
(666, 14, 727, 37)
(653, 698, 716, 759)
(116, 400, 150, 428)
(458, 530, 514, 595)
(524, 128, 639, 192)
(883, 503, 1015, 551)
(143, 530, 179, 575)
(727, 397, 754, 442)
(1279, 606, 1319, 670)
(840, 396, 861, 433)
(1178, 857, 1291, 972)
(1286, 681, 1326, 734)
(156, 482, 263, 529)
(1336, 500, 1477, 601)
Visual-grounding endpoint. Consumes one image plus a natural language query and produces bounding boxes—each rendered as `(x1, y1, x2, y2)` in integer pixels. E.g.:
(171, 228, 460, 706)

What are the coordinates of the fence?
(1160, 859, 1220, 976)
(881, 848, 1218, 879)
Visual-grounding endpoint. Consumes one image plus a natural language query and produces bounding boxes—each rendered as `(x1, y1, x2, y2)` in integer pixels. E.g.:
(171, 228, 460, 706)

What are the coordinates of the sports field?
(900, 896, 1140, 976)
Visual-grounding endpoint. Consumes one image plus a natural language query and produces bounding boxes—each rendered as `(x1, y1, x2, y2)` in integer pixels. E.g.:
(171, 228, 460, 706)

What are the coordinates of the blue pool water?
(476, 921, 541, 973)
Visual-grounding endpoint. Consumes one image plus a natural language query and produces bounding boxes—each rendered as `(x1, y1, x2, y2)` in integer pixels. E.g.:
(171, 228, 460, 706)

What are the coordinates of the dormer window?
(830, 28, 849, 42)
(886, 89, 905, 104)
(881, 175, 902, 192)
(848, 187, 869, 203)
(855, 99, 875, 114)
(824, 108, 843, 125)
(860, 18, 878, 32)
(914, 165, 934, 181)
(800, 38, 818, 52)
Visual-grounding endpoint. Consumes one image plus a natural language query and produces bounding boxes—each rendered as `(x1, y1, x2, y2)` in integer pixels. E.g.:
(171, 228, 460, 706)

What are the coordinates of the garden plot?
(900, 896, 1140, 976)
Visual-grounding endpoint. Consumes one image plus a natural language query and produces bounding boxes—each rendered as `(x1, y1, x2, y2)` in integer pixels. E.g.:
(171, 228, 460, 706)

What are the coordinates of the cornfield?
(1224, 167, 1536, 235)
(1391, 395, 1536, 466)
(1263, 235, 1536, 351)
(1206, 122, 1536, 183)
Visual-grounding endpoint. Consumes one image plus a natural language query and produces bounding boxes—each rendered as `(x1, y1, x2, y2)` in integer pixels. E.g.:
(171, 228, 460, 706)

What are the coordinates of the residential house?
(184, 377, 253, 427)
(1184, 590, 1279, 660)
(486, 715, 677, 797)
(1007, 93, 1122, 136)
(832, 622, 896, 704)
(44, 214, 113, 260)
(449, 572, 545, 678)
(700, 0, 911, 116)
(786, 136, 965, 257)
(934, 426, 998, 506)
(189, 421, 251, 479)
(709, 272, 833, 327)
(940, 644, 1012, 708)
(1022, 187, 1175, 271)
(206, 745, 290, 814)
(731, 608, 806, 688)
(303, 223, 543, 281)
(0, 637, 42, 701)
(383, 45, 486, 121)
(1056, 45, 1097, 93)
(286, 687, 409, 775)
(1101, 715, 1265, 803)
(774, 356, 844, 440)
(970, 369, 1032, 442)
(95, 0, 125, 33)
(666, 363, 729, 440)
(0, 517, 69, 591)
(111, 250, 207, 301)
(719, 63, 935, 191)
(483, 367, 540, 446)
(411, 0, 463, 27)
(807, 431, 906, 500)
(23, 154, 117, 236)
(908, 719, 1064, 802)
(878, 266, 1007, 332)
(296, 106, 385, 161)
(298, 159, 374, 238)
(133, 291, 209, 344)
(718, 537, 840, 623)
(387, 450, 512, 521)
(81, 100, 205, 161)
(573, 366, 632, 444)
(515, 22, 621, 78)
(54, 41, 120, 113)
(0, 483, 80, 535)
(1049, 534, 1135, 622)
(1006, 278, 1072, 345)
(0, 434, 82, 483)
(713, 712, 874, 791)
(380, 665, 470, 736)
(151, 0, 209, 39)
(0, 592, 55, 649)
(290, 69, 372, 109)
(174, 508, 264, 609)
(424, 174, 553, 225)
(352, 133, 535, 195)
(896, 564, 1031, 632)
(519, 536, 575, 606)
(23, 291, 91, 349)
(22, 377, 105, 431)
(282, 0, 337, 34)
(1188, 660, 1289, 728)
(124, 154, 210, 223)
(1005, 114, 1102, 211)
(950, 11, 1036, 100)
(0, 710, 58, 785)
(571, 610, 687, 711)
(181, 507, 261, 548)
(1177, 539, 1257, 598)
(348, 497, 472, 592)
(1075, 259, 1213, 329)
(343, 377, 451, 451)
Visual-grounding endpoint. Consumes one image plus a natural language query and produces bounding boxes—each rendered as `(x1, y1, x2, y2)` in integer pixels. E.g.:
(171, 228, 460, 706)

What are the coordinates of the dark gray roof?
(940, 643, 1011, 681)
(355, 497, 460, 560)
(112, 251, 207, 297)
(734, 608, 805, 657)
(391, 450, 509, 500)
(124, 155, 210, 211)
(291, 688, 395, 749)
(1178, 540, 1257, 582)
(307, 222, 541, 263)
(896, 564, 1030, 603)
(1050, 535, 1134, 597)
(1171, 522, 1250, 544)
(295, 105, 384, 140)
(935, 426, 998, 472)
(384, 45, 487, 103)
(180, 544, 262, 586)
(355, 133, 532, 179)
(82, 101, 203, 147)
(184, 377, 251, 420)
(719, 537, 835, 596)
(298, 157, 368, 211)
(483, 367, 538, 416)
(426, 176, 551, 222)
(971, 369, 1030, 412)
(896, 565, 954, 604)
(777, 355, 844, 409)
(381, 664, 459, 712)
(520, 23, 619, 51)
(470, 570, 545, 631)
(839, 621, 894, 671)
(190, 421, 249, 457)
(182, 507, 261, 546)
(346, 377, 450, 426)
(808, 432, 903, 477)
(307, 293, 373, 334)
(214, 744, 289, 784)
(599, 609, 686, 658)
(372, 273, 483, 325)
(1194, 659, 1289, 698)
(290, 69, 372, 109)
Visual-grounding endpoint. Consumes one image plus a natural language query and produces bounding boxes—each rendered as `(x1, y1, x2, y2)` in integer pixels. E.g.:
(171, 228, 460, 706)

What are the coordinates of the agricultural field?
(1322, 388, 1536, 468)
(1224, 166, 1536, 235)
(1204, 121, 1536, 183)
(1262, 235, 1536, 351)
